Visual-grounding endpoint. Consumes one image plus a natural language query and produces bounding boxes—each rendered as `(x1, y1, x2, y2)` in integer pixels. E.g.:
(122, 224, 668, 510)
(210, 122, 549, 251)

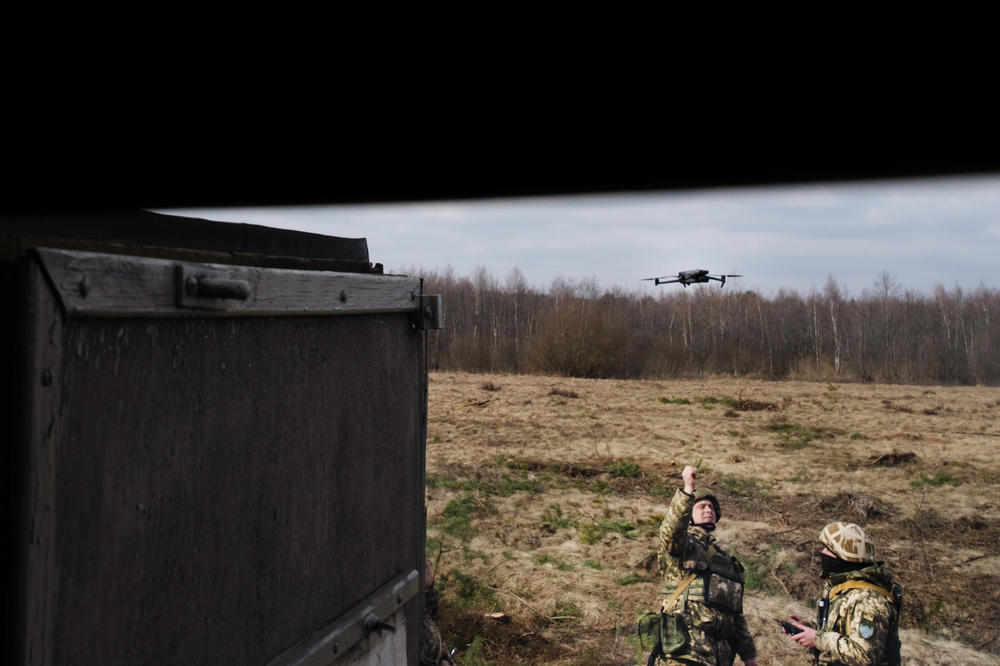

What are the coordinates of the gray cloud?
(162, 174, 1000, 297)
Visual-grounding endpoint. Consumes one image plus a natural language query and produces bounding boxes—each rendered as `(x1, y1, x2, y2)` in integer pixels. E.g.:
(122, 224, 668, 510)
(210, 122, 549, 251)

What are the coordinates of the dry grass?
(425, 372, 1000, 665)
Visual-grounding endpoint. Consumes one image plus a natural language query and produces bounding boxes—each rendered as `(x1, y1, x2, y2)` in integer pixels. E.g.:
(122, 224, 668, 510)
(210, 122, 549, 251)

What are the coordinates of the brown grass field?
(424, 372, 1000, 665)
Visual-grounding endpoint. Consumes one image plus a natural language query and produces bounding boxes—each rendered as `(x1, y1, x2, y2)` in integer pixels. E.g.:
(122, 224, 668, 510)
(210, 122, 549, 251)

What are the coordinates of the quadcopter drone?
(642, 269, 743, 287)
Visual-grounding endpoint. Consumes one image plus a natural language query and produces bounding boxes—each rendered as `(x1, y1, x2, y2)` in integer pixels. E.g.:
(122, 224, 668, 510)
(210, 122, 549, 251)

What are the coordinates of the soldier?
(785, 522, 901, 665)
(647, 464, 758, 666)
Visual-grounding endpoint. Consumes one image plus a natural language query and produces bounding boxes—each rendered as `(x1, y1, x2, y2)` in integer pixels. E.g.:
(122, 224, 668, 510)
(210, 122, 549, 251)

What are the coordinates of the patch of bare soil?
(425, 372, 1000, 665)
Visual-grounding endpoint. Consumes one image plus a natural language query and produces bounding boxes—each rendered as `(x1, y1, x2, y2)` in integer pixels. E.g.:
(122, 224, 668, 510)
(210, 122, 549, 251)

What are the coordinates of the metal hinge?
(415, 294, 443, 330)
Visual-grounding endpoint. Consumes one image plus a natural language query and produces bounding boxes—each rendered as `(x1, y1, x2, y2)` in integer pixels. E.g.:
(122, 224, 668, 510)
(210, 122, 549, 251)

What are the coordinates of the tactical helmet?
(820, 522, 875, 563)
(692, 494, 721, 522)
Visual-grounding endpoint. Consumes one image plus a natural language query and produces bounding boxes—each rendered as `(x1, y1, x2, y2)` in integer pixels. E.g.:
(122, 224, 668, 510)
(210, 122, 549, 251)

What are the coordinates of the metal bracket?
(266, 569, 420, 665)
(414, 294, 443, 330)
(176, 264, 252, 310)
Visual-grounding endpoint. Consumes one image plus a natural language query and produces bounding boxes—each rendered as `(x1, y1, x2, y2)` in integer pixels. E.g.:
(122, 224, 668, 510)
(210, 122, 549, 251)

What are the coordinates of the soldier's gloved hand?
(682, 465, 698, 494)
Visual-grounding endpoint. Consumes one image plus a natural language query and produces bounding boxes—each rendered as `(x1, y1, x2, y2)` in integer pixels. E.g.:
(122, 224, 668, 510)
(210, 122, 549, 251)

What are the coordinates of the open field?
(424, 372, 1000, 665)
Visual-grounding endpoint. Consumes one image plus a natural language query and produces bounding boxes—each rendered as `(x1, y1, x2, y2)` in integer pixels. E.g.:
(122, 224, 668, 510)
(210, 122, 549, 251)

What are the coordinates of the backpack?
(826, 580, 902, 666)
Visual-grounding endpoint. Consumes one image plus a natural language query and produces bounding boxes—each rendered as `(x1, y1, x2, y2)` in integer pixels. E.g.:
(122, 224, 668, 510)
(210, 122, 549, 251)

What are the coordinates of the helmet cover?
(820, 522, 875, 563)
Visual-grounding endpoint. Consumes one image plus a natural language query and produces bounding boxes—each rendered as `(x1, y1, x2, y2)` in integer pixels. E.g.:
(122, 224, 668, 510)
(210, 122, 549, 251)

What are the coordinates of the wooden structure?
(3, 212, 440, 664)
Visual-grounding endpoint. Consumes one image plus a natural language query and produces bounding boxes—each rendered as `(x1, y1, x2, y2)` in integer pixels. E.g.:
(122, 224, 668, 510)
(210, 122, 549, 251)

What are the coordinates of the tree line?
(417, 267, 1000, 385)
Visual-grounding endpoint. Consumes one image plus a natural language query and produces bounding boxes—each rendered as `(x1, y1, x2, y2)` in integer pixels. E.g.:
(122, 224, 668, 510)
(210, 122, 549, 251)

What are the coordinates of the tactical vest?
(818, 577, 902, 666)
(664, 533, 745, 613)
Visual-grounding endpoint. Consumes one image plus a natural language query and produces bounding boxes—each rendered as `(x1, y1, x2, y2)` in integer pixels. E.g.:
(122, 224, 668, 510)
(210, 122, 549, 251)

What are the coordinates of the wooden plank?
(17, 256, 63, 666)
(45, 313, 425, 663)
(0, 211, 371, 263)
(35, 248, 421, 318)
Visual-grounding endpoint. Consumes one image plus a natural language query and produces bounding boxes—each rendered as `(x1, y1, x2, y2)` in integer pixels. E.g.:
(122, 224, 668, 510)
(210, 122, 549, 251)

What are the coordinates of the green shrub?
(733, 550, 769, 592)
(553, 600, 582, 622)
(615, 571, 644, 586)
(767, 422, 838, 448)
(533, 553, 574, 570)
(579, 518, 637, 544)
(605, 459, 641, 478)
(444, 570, 496, 608)
(463, 635, 490, 666)
(440, 496, 481, 541)
(910, 471, 961, 487)
(579, 522, 604, 545)
(718, 473, 775, 501)
(541, 503, 578, 529)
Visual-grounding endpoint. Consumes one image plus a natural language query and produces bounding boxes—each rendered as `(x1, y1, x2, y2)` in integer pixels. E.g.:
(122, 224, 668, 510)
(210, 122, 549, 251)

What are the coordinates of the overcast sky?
(164, 174, 1000, 298)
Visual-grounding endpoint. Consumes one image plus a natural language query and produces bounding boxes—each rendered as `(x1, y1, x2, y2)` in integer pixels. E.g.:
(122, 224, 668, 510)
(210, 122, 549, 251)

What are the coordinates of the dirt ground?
(424, 372, 1000, 665)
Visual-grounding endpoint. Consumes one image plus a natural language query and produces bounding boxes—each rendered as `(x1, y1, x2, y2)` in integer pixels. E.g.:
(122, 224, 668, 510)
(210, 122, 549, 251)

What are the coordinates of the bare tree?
(418, 265, 999, 385)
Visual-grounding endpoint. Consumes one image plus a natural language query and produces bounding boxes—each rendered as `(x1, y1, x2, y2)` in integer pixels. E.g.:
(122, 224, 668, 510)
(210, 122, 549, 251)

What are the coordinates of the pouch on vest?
(635, 610, 688, 657)
(660, 612, 688, 655)
(704, 571, 744, 612)
(636, 611, 661, 655)
(703, 551, 745, 612)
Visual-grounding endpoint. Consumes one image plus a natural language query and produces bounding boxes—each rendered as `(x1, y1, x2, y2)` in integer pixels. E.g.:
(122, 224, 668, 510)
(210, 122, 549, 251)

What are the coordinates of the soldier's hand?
(682, 465, 698, 494)
(788, 617, 815, 648)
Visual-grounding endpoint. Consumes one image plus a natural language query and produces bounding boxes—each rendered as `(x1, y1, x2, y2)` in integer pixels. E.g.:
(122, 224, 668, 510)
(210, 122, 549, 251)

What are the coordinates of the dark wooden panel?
(0, 211, 371, 267)
(16, 258, 65, 666)
(34, 312, 423, 664)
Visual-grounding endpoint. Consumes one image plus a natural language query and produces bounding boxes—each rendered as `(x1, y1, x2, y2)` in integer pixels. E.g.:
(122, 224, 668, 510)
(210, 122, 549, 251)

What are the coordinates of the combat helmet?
(692, 493, 721, 521)
(820, 522, 875, 563)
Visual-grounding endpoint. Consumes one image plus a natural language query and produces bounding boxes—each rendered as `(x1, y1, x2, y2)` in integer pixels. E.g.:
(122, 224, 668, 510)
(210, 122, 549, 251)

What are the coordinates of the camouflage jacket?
(815, 564, 899, 666)
(655, 489, 756, 666)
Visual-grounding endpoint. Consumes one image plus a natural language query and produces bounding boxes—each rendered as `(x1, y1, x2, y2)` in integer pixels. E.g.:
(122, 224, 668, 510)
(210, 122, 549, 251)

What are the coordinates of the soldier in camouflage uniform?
(647, 464, 758, 666)
(786, 522, 901, 666)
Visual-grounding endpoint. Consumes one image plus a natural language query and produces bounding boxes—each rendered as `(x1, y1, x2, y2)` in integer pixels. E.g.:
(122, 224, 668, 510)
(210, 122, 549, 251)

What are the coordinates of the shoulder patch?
(859, 621, 874, 639)
(859, 612, 876, 639)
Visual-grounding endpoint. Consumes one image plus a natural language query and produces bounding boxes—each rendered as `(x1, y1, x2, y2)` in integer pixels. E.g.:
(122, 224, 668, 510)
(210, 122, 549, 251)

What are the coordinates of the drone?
(642, 269, 743, 288)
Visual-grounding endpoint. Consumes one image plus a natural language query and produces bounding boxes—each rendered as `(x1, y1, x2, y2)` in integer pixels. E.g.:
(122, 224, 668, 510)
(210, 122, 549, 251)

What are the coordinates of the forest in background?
(417, 267, 1000, 385)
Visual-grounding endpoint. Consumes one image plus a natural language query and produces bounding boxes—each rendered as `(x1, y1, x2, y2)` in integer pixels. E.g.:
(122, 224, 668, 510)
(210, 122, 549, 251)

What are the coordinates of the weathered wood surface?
(36, 248, 421, 318)
(17, 252, 427, 664)
(17, 259, 63, 666)
(1, 211, 371, 263)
